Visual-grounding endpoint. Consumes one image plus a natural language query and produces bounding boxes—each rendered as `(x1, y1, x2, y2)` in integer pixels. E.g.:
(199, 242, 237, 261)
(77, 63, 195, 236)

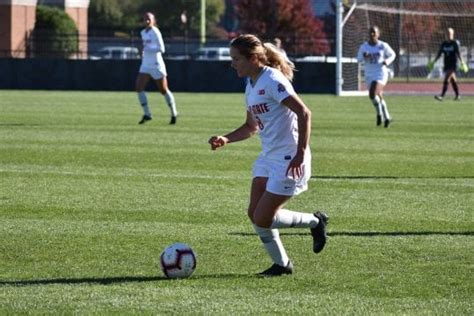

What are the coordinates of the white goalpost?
(336, 0, 474, 96)
(336, 0, 367, 96)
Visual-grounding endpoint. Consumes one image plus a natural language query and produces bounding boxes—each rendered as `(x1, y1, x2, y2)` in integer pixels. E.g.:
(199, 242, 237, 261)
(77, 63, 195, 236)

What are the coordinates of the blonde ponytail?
(263, 43, 295, 81)
(231, 34, 295, 81)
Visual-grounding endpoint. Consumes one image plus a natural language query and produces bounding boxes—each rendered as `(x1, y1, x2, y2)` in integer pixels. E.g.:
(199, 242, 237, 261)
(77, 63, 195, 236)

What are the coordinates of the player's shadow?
(311, 175, 474, 179)
(326, 231, 473, 237)
(0, 276, 166, 287)
(0, 273, 252, 287)
(229, 231, 474, 237)
(0, 123, 40, 126)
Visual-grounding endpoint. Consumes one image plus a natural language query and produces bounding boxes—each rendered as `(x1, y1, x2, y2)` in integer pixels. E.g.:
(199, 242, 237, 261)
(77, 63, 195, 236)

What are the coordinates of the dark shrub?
(33, 5, 78, 58)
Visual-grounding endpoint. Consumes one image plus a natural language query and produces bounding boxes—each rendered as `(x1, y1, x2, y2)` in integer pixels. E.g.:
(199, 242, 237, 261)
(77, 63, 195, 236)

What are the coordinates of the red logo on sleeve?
(258, 89, 265, 95)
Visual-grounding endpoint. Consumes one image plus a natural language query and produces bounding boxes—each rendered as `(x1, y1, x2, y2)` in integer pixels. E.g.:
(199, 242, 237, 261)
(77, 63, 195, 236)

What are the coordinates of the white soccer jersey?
(357, 40, 395, 83)
(245, 66, 299, 157)
(140, 26, 166, 71)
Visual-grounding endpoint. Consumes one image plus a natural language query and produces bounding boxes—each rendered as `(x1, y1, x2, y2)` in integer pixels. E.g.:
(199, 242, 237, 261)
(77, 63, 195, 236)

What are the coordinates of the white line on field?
(1, 167, 472, 186)
(0, 167, 245, 180)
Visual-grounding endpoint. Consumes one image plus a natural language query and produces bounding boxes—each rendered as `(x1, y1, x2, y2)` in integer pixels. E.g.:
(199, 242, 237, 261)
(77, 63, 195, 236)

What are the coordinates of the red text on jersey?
(248, 103, 270, 115)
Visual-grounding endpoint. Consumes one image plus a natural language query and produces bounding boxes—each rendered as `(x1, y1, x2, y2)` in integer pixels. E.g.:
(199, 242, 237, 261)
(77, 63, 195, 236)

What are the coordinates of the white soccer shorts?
(139, 64, 167, 80)
(365, 69, 389, 89)
(252, 152, 311, 196)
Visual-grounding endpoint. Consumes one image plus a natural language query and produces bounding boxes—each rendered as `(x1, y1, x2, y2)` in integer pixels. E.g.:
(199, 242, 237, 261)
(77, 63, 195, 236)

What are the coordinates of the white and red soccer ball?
(159, 243, 197, 279)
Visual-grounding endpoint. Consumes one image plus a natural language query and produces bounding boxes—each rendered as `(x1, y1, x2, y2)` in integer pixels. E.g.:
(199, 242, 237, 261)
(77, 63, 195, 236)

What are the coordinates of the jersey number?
(255, 115, 265, 130)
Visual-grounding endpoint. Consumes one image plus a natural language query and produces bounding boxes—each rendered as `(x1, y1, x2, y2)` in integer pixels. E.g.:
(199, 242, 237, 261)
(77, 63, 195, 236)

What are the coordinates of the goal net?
(340, 0, 474, 95)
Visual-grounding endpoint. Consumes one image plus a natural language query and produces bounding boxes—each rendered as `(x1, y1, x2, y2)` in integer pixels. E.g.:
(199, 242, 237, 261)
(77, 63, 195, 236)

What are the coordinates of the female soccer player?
(431, 28, 465, 101)
(208, 34, 328, 277)
(357, 26, 396, 128)
(136, 12, 178, 124)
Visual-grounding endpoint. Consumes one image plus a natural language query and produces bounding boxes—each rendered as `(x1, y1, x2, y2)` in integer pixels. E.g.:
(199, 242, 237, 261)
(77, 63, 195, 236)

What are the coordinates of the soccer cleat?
(434, 95, 443, 102)
(454, 95, 461, 101)
(138, 115, 152, 124)
(169, 116, 177, 125)
(311, 211, 329, 253)
(384, 119, 391, 128)
(376, 115, 382, 126)
(258, 261, 293, 277)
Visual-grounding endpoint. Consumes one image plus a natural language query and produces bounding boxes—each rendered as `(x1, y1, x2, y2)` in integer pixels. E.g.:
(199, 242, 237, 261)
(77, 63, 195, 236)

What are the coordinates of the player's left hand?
(286, 153, 304, 179)
(460, 62, 469, 74)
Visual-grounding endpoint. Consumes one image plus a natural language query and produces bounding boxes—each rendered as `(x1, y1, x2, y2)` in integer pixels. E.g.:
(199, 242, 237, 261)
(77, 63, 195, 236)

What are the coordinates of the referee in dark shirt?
(433, 28, 465, 101)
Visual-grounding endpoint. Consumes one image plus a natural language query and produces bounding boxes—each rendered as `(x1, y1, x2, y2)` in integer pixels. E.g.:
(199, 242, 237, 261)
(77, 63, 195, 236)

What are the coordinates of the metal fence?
(2, 31, 472, 82)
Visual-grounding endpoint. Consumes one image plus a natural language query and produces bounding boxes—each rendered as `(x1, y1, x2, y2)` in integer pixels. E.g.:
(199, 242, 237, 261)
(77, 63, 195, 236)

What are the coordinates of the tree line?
(88, 0, 332, 56)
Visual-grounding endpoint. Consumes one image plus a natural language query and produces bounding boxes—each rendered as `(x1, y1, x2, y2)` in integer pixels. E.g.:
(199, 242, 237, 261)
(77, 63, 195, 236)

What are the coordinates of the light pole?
(181, 11, 188, 57)
(336, 0, 343, 96)
(200, 0, 206, 47)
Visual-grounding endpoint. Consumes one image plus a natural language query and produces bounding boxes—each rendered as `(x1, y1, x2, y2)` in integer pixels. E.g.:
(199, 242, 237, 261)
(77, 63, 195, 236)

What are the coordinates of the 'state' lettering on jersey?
(140, 26, 166, 70)
(357, 40, 396, 79)
(245, 67, 298, 156)
(248, 103, 270, 115)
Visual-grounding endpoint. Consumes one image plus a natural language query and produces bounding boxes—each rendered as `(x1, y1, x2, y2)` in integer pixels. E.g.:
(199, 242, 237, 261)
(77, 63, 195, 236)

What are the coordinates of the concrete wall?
(0, 58, 344, 93)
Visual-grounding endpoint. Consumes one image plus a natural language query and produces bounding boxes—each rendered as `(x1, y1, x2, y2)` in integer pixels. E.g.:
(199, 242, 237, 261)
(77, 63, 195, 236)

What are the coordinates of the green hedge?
(33, 5, 79, 58)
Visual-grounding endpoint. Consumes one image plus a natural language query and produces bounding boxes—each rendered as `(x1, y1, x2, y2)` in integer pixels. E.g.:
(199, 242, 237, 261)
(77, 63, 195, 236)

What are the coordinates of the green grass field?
(0, 90, 472, 314)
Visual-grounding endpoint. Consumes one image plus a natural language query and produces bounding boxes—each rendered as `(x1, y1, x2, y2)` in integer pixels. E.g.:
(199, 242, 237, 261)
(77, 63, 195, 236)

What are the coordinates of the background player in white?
(357, 26, 396, 128)
(208, 34, 328, 277)
(136, 12, 178, 125)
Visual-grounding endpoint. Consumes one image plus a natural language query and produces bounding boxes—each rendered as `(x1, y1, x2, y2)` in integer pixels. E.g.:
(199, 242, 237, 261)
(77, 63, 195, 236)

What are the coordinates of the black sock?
(441, 81, 448, 97)
(451, 80, 459, 96)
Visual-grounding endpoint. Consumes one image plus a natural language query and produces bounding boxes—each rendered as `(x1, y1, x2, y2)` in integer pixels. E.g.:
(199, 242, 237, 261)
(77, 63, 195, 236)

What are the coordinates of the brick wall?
(0, 0, 37, 58)
(10, 4, 36, 57)
(65, 6, 87, 58)
(0, 0, 89, 58)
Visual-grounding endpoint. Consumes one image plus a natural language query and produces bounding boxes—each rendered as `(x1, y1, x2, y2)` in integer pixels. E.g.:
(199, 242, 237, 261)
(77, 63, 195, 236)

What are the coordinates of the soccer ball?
(159, 243, 197, 279)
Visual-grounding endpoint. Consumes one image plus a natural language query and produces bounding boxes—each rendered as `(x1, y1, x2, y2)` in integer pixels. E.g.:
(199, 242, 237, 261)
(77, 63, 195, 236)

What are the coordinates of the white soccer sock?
(164, 90, 178, 117)
(253, 224, 289, 267)
(371, 96, 382, 116)
(138, 91, 151, 117)
(271, 209, 319, 229)
(380, 98, 391, 120)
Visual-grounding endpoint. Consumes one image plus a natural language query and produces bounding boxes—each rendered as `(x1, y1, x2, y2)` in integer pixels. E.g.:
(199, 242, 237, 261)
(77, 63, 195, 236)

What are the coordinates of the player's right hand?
(427, 61, 434, 71)
(208, 136, 228, 150)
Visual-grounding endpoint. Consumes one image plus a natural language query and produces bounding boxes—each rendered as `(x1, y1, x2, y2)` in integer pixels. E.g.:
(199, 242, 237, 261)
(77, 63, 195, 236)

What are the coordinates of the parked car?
(194, 47, 231, 61)
(90, 46, 140, 60)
